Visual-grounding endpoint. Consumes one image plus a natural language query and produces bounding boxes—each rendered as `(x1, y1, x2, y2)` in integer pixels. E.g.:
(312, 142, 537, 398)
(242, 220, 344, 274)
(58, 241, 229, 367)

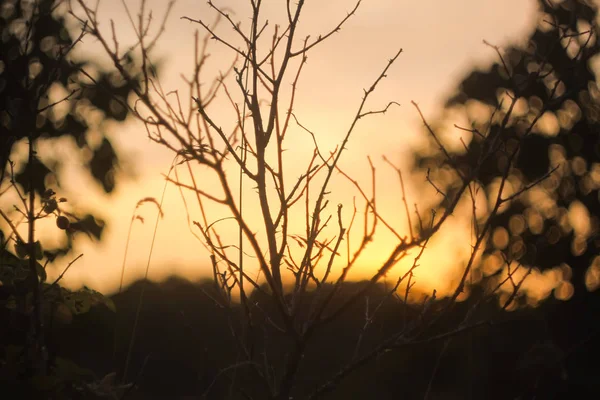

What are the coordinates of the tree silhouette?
(410, 0, 600, 390)
(1, 0, 140, 206)
(0, 1, 144, 396)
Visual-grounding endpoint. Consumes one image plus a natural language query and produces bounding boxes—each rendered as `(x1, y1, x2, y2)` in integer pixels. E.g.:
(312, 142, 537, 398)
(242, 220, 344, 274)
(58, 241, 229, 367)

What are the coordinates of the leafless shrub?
(68, 0, 558, 398)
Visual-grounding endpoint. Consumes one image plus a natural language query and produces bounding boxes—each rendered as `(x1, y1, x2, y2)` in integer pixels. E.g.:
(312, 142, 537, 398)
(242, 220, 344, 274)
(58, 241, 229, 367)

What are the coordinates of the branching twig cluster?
(67, 0, 567, 398)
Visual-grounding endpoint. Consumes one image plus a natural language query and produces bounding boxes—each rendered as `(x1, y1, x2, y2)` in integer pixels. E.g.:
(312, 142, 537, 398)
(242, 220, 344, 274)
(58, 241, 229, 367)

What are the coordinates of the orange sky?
(3, 0, 550, 298)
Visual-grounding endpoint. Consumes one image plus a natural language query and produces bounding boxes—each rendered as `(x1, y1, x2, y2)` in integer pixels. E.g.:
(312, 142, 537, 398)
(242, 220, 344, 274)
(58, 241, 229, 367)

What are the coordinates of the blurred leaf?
(34, 241, 43, 260)
(0, 0, 144, 252)
(1, 247, 23, 269)
(89, 138, 118, 193)
(14, 156, 50, 195)
(14, 239, 27, 259)
(410, 0, 600, 290)
(70, 215, 105, 241)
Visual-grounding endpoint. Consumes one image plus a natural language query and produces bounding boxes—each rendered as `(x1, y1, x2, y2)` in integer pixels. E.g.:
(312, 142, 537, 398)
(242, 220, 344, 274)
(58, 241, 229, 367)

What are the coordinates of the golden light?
(1, 0, 545, 300)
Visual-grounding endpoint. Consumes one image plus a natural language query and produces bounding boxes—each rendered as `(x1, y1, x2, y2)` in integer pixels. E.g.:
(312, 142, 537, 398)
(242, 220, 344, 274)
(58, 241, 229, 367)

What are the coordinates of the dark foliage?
(0, 0, 140, 196)
(37, 277, 597, 399)
(414, 0, 600, 280)
(410, 0, 600, 391)
(0, 1, 144, 396)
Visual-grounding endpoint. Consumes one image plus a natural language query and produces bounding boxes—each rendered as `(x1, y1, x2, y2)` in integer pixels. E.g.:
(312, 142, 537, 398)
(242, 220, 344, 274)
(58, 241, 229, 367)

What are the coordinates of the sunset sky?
(5, 0, 555, 298)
